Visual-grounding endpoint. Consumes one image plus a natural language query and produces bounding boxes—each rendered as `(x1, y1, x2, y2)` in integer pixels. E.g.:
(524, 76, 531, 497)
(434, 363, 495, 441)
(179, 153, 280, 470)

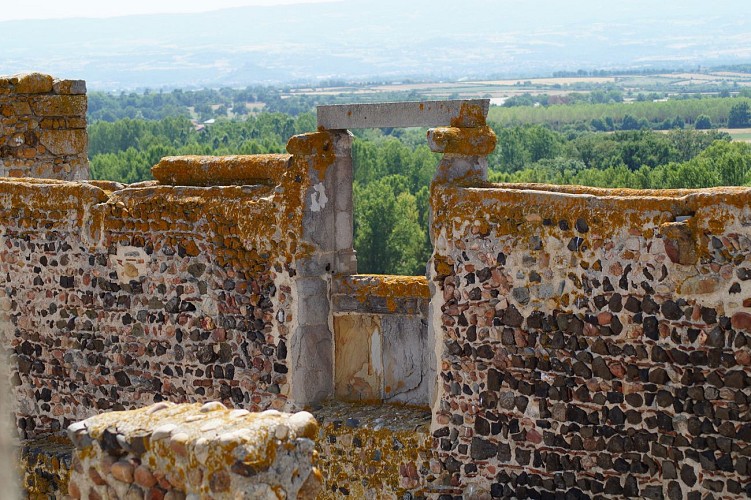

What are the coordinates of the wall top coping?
(151, 154, 291, 186)
(465, 182, 751, 202)
(0, 72, 86, 95)
(317, 99, 490, 130)
(332, 274, 429, 299)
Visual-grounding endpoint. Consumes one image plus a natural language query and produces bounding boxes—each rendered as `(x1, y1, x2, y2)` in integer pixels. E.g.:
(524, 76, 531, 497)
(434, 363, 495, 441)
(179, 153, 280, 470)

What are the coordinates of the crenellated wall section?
(0, 73, 88, 180)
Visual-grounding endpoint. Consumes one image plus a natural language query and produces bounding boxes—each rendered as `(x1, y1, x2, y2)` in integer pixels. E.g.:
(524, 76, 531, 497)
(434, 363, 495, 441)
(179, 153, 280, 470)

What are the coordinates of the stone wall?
(314, 401, 433, 498)
(0, 73, 88, 180)
(1, 148, 339, 440)
(66, 401, 321, 499)
(428, 182, 751, 498)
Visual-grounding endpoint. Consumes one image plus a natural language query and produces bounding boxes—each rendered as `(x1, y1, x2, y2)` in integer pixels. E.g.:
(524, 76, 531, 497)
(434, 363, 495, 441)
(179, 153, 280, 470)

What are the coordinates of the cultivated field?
(720, 128, 751, 142)
(282, 71, 751, 104)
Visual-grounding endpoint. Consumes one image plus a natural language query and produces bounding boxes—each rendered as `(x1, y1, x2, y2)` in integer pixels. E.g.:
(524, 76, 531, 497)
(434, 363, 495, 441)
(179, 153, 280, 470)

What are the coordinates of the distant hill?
(1, 0, 749, 90)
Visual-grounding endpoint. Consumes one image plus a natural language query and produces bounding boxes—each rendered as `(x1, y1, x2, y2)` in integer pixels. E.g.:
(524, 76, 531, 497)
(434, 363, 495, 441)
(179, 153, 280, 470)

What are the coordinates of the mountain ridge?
(1, 0, 748, 90)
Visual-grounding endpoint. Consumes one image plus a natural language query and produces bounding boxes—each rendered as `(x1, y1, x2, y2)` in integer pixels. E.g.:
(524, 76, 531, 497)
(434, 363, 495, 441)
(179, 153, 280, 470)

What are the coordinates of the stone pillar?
(286, 130, 356, 405)
(0, 72, 89, 180)
(426, 109, 496, 407)
(331, 131, 358, 275)
(426, 122, 496, 184)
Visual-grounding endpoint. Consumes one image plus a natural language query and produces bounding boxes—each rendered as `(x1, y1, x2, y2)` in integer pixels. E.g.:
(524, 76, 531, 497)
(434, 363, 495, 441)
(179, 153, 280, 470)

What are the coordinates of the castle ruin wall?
(0, 73, 89, 180)
(428, 182, 751, 498)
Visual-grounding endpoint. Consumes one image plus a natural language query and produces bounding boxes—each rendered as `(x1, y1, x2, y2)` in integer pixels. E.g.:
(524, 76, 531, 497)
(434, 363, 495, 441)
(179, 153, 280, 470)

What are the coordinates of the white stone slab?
(317, 99, 490, 129)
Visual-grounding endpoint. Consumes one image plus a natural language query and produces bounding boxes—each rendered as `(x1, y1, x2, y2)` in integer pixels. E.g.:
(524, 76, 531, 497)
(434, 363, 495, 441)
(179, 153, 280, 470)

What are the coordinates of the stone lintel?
(317, 99, 490, 130)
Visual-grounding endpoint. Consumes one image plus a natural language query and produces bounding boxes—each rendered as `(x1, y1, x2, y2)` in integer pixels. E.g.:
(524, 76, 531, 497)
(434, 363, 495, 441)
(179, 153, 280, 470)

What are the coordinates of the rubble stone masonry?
(429, 182, 751, 498)
(0, 73, 89, 180)
(1, 153, 311, 440)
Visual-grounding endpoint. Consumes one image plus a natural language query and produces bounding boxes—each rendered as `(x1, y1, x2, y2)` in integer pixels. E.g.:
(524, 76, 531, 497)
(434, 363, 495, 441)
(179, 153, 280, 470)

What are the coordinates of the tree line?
(490, 96, 751, 131)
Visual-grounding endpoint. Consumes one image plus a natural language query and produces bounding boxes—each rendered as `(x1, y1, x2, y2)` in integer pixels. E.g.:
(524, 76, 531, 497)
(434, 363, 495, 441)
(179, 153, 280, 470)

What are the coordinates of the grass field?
(721, 128, 751, 142)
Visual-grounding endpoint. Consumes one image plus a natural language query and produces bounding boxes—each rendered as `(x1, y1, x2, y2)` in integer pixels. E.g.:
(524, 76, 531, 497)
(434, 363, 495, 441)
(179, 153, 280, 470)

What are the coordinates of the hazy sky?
(0, 0, 336, 21)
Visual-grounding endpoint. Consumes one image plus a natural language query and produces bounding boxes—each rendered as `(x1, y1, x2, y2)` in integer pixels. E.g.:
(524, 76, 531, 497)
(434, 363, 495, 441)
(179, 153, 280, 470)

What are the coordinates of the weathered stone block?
(297, 277, 330, 326)
(152, 154, 289, 186)
(67, 402, 321, 499)
(291, 325, 334, 404)
(38, 129, 86, 155)
(426, 126, 497, 155)
(660, 221, 698, 265)
(317, 99, 489, 129)
(10, 100, 32, 115)
(382, 315, 427, 404)
(13, 72, 53, 94)
(30, 95, 87, 117)
(52, 79, 86, 95)
(334, 314, 382, 401)
(0, 73, 90, 180)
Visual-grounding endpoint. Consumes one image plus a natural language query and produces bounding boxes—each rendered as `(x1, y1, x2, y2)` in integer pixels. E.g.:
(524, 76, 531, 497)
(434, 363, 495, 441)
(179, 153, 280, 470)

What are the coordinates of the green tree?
(353, 176, 426, 275)
(728, 102, 750, 128)
(620, 114, 640, 130)
(695, 114, 713, 130)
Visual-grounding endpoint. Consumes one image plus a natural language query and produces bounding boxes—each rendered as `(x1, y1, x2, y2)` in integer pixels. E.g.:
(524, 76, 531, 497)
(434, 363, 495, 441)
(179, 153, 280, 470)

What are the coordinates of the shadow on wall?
(1, 320, 19, 500)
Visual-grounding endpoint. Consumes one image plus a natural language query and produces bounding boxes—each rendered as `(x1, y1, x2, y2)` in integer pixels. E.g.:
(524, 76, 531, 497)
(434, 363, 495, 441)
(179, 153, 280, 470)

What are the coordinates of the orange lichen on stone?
(426, 126, 497, 155)
(20, 436, 72, 498)
(428, 180, 751, 497)
(449, 101, 487, 128)
(30, 95, 87, 117)
(314, 401, 433, 499)
(151, 154, 291, 187)
(430, 182, 751, 243)
(12, 72, 54, 94)
(286, 131, 337, 179)
(1, 72, 89, 180)
(0, 178, 106, 216)
(341, 274, 430, 301)
(38, 129, 87, 155)
(286, 131, 334, 158)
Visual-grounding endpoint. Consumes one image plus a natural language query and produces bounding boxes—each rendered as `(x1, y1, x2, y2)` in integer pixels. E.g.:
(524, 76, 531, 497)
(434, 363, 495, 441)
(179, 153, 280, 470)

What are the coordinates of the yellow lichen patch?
(30, 95, 87, 117)
(286, 132, 333, 158)
(450, 101, 488, 128)
(340, 275, 430, 303)
(151, 155, 291, 187)
(101, 173, 309, 267)
(430, 182, 751, 244)
(286, 132, 337, 179)
(20, 435, 72, 499)
(426, 126, 497, 155)
(0, 178, 107, 243)
(0, 178, 107, 210)
(11, 72, 54, 94)
(314, 402, 433, 499)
